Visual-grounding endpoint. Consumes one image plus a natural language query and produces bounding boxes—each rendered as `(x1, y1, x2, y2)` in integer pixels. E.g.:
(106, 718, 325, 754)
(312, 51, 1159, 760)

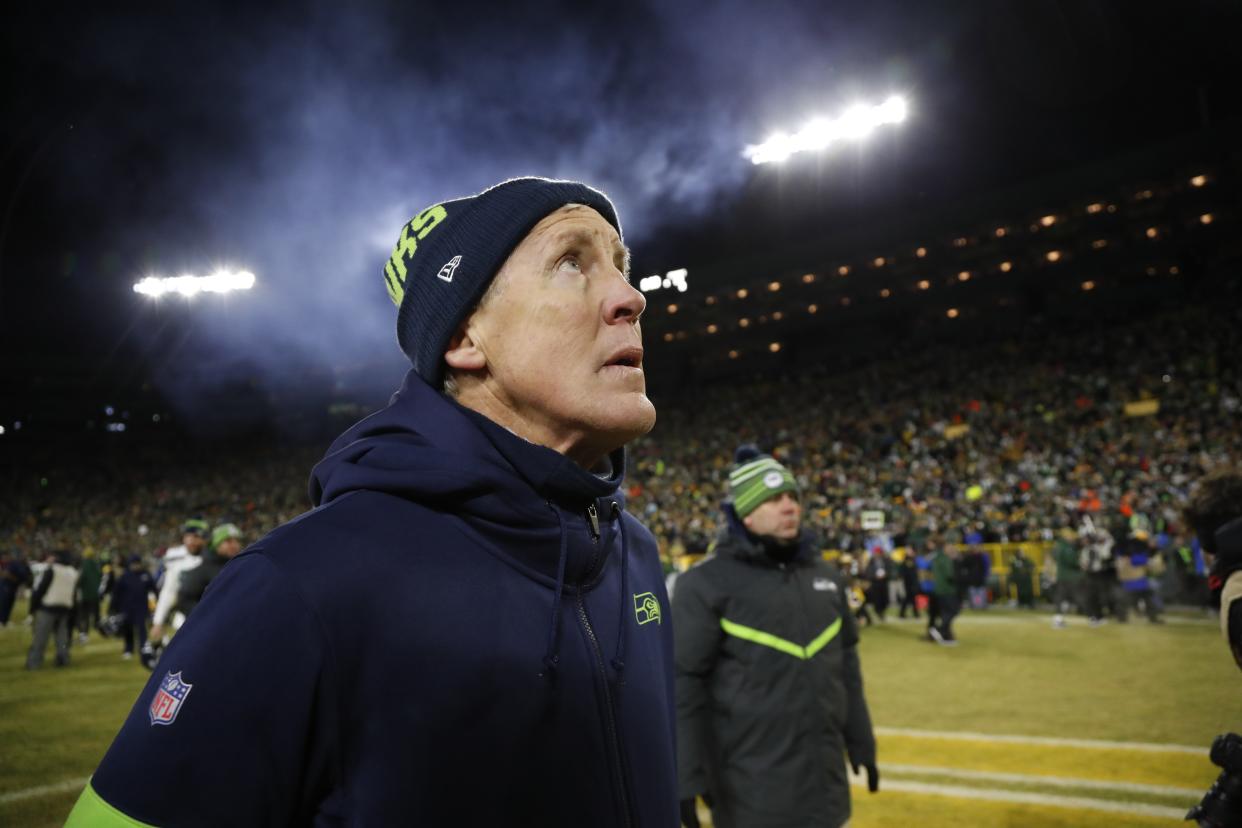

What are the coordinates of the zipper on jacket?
(791, 568, 834, 787)
(586, 503, 601, 542)
(577, 591, 634, 828)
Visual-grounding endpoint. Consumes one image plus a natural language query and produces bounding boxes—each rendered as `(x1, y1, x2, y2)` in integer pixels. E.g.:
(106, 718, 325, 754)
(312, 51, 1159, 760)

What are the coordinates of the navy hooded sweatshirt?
(71, 371, 678, 827)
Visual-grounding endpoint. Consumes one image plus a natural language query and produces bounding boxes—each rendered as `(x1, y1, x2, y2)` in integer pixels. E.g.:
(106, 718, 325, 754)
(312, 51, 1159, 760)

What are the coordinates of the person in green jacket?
(75, 547, 103, 644)
(674, 447, 878, 828)
(1008, 549, 1036, 609)
(929, 542, 960, 646)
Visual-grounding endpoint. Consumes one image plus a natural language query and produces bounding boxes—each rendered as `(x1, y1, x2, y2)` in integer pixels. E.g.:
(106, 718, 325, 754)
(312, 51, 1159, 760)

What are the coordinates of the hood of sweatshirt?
(308, 369, 638, 675)
(310, 369, 627, 580)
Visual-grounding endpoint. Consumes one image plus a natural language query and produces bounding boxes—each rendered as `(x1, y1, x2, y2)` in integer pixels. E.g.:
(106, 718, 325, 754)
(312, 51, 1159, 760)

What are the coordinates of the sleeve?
(31, 568, 51, 612)
(177, 566, 207, 607)
(836, 581, 876, 767)
(65, 552, 336, 828)
(671, 567, 722, 799)
(150, 565, 182, 626)
(110, 575, 126, 615)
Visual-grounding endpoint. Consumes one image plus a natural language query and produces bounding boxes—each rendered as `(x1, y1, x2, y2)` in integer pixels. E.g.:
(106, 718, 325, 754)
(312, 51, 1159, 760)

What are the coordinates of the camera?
(1186, 733, 1242, 827)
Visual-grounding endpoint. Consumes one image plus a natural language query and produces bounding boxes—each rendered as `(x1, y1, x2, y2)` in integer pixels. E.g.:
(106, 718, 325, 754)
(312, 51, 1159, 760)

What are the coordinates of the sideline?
(885, 613, 1215, 627)
(0, 777, 87, 805)
(848, 775, 1189, 820)
(879, 761, 1201, 797)
(876, 725, 1203, 754)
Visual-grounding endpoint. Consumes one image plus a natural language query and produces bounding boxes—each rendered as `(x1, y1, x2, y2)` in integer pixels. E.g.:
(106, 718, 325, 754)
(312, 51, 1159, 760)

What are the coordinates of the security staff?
(674, 446, 877, 828)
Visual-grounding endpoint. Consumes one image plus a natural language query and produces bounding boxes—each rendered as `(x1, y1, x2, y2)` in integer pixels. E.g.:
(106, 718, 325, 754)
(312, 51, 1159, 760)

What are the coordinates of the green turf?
(860, 611, 1239, 745)
(1, 604, 149, 828)
(2, 602, 1236, 827)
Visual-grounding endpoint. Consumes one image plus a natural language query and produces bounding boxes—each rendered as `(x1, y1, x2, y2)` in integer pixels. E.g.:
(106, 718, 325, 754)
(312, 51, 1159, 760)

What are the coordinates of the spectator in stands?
(70, 178, 676, 827)
(25, 549, 79, 669)
(674, 447, 877, 828)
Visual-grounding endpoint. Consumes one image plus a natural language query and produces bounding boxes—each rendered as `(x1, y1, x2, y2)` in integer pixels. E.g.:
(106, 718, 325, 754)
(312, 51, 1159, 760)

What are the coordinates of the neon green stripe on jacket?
(64, 781, 158, 828)
(719, 616, 842, 660)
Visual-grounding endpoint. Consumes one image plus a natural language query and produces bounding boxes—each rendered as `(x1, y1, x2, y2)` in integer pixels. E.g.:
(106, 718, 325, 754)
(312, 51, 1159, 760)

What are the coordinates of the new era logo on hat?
(437, 255, 462, 283)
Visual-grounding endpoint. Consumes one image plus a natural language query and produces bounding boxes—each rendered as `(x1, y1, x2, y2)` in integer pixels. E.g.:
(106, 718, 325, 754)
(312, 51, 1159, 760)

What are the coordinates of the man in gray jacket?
(673, 446, 878, 828)
(26, 549, 80, 669)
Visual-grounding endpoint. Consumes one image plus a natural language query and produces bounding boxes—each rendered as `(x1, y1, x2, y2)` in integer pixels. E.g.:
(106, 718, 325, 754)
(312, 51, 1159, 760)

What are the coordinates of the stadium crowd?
(2, 304, 1236, 622)
(629, 305, 1238, 568)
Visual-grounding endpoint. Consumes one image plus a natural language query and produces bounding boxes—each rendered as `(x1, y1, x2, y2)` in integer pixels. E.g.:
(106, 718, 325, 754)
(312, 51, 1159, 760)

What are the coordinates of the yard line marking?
(876, 726, 1203, 754)
(880, 762, 1201, 797)
(919, 614, 1216, 627)
(848, 776, 1188, 820)
(0, 777, 87, 805)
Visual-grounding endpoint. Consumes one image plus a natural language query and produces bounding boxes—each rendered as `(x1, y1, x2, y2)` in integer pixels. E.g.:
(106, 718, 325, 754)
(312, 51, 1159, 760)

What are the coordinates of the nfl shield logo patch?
(149, 670, 193, 726)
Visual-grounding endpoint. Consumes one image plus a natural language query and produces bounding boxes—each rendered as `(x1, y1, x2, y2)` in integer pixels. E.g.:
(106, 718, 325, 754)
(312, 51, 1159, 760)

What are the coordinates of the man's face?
(218, 538, 242, 559)
(184, 533, 205, 553)
(458, 205, 655, 460)
(743, 492, 802, 541)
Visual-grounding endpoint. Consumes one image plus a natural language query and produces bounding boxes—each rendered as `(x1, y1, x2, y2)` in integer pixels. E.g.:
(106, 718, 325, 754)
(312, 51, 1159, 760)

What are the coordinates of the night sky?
(3, 0, 1239, 417)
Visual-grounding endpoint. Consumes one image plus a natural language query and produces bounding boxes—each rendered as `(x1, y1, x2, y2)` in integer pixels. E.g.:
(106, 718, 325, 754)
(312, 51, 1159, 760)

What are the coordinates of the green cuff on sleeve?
(64, 780, 158, 828)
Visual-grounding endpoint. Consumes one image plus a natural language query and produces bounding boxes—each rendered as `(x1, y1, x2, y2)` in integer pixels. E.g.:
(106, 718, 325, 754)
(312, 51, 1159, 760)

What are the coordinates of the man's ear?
(444, 321, 487, 372)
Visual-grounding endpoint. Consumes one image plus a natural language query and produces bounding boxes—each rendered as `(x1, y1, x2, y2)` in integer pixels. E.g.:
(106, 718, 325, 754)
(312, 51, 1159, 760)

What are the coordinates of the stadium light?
(133, 269, 256, 298)
(743, 95, 908, 165)
(639, 268, 689, 294)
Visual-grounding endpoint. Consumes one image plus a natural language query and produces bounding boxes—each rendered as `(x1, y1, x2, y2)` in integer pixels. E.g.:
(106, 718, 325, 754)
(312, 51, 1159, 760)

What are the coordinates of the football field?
(2, 602, 1236, 827)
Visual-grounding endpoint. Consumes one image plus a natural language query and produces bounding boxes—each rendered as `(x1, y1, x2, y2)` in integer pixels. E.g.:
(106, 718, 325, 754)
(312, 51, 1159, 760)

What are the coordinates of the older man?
(674, 446, 877, 828)
(69, 178, 676, 827)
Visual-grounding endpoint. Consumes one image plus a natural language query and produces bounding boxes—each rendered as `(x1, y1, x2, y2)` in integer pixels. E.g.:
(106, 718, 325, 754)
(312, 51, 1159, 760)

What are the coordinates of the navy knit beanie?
(383, 177, 622, 387)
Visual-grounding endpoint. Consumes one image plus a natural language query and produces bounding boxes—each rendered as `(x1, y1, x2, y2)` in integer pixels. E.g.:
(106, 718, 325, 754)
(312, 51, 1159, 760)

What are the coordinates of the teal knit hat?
(729, 445, 800, 518)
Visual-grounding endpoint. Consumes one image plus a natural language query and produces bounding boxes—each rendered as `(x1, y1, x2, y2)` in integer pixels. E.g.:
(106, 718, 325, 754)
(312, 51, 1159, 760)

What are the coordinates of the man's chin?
(601, 394, 656, 440)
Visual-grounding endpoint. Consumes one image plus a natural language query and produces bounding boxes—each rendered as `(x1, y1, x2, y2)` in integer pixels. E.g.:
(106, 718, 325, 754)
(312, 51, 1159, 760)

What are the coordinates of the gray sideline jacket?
(672, 524, 876, 828)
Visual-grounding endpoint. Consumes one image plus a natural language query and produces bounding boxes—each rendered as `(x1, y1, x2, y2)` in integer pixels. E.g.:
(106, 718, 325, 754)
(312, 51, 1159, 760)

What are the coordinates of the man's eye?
(558, 255, 582, 272)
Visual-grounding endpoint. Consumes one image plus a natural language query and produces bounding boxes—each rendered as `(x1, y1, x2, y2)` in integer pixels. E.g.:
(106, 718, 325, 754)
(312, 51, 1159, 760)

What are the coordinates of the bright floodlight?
(133, 269, 256, 298)
(744, 95, 908, 165)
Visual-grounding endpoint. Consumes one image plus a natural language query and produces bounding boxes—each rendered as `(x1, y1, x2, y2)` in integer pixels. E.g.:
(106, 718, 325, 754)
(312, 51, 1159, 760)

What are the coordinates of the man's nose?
(603, 273, 646, 325)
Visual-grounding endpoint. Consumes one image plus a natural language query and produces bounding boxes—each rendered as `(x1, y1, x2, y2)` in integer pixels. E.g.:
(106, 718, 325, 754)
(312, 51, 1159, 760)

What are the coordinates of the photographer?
(1183, 467, 1242, 827)
(1184, 468, 1242, 670)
